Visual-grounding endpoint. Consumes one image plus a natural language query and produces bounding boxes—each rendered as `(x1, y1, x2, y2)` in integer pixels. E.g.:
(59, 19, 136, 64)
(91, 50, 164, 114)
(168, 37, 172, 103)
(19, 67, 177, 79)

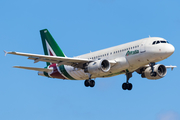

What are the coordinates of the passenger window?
(157, 41, 160, 44)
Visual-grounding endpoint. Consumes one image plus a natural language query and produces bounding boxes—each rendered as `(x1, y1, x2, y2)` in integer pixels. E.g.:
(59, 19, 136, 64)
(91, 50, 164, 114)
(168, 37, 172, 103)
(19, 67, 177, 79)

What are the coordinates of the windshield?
(152, 40, 169, 45)
(160, 41, 166, 43)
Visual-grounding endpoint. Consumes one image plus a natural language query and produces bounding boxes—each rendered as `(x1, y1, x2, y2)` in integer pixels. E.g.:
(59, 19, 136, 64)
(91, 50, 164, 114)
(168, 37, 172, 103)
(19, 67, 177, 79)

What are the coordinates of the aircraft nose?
(167, 44, 175, 55)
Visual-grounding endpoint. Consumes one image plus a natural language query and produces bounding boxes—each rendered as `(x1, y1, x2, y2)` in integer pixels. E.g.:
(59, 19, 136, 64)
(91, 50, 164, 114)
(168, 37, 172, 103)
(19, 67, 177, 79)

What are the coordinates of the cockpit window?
(152, 41, 156, 45)
(156, 41, 160, 44)
(152, 40, 169, 45)
(160, 41, 166, 43)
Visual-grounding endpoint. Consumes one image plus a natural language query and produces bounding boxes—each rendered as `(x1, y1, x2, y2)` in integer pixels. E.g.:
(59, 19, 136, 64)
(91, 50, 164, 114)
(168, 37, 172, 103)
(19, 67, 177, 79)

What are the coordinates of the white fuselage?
(55, 37, 174, 80)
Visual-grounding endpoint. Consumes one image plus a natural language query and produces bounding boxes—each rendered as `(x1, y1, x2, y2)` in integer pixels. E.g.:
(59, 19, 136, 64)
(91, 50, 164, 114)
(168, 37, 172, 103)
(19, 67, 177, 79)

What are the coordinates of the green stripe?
(59, 65, 76, 80)
(43, 72, 50, 77)
(40, 29, 65, 66)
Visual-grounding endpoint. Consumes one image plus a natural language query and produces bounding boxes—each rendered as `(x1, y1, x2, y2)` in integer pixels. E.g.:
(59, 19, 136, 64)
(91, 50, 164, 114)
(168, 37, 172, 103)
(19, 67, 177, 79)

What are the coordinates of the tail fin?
(40, 29, 65, 66)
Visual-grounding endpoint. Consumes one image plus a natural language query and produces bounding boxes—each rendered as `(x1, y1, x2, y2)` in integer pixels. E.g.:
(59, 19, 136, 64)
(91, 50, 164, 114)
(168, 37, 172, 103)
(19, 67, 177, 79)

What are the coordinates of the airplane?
(4, 29, 177, 90)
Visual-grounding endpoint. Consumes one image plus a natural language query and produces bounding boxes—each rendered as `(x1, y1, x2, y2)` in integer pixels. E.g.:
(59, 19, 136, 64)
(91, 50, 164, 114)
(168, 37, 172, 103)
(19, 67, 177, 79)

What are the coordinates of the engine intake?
(144, 64, 167, 80)
(84, 59, 111, 75)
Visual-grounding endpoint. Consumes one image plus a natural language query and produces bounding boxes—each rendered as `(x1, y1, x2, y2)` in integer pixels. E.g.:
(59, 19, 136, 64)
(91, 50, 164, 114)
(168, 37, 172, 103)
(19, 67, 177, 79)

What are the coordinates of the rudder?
(40, 29, 65, 66)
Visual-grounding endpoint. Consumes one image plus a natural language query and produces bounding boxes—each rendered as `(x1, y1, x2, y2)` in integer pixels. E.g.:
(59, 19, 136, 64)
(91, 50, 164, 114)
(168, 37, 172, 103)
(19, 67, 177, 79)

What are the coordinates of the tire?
(122, 83, 127, 90)
(84, 80, 90, 87)
(127, 83, 133, 90)
(89, 80, 95, 87)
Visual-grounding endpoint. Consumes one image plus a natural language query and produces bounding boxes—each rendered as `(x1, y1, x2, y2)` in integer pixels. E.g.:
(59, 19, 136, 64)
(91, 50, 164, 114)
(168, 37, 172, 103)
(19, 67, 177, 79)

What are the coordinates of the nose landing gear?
(149, 62, 157, 77)
(122, 83, 133, 90)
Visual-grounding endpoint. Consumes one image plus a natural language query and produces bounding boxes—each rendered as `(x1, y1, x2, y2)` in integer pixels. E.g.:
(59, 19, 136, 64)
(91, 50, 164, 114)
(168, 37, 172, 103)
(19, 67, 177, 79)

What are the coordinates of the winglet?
(4, 50, 8, 56)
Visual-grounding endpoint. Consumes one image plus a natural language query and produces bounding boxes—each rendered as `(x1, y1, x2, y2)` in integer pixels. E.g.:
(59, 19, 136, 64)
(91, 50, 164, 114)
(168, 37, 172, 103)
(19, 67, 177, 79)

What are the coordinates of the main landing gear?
(84, 79, 95, 87)
(122, 72, 133, 90)
(84, 74, 95, 87)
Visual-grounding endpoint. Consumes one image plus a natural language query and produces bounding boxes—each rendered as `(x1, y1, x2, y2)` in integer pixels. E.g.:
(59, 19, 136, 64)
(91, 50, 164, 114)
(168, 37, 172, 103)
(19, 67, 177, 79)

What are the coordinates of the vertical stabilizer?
(40, 29, 65, 66)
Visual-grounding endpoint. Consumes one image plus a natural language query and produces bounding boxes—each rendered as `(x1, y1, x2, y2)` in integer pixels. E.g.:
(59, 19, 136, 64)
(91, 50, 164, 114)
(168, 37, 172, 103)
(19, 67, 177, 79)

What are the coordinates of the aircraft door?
(140, 39, 148, 53)
(138, 40, 148, 64)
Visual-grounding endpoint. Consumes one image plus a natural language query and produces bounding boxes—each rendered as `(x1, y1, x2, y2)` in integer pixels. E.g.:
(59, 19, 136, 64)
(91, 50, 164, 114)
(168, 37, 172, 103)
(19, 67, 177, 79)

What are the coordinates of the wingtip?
(13, 66, 20, 68)
(4, 50, 8, 56)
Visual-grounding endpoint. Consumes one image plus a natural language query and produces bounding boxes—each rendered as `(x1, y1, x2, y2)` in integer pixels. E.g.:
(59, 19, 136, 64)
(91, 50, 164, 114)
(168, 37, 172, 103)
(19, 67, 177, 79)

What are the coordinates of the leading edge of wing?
(6, 51, 89, 64)
(166, 65, 177, 71)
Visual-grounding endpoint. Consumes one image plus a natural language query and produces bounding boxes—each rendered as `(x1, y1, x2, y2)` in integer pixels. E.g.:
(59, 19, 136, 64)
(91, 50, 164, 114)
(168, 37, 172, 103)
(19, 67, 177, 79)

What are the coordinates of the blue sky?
(1, 0, 180, 120)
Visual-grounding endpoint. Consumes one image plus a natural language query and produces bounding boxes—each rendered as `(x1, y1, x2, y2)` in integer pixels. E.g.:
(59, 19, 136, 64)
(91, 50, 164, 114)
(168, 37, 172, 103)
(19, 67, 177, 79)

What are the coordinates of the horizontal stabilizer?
(13, 66, 52, 72)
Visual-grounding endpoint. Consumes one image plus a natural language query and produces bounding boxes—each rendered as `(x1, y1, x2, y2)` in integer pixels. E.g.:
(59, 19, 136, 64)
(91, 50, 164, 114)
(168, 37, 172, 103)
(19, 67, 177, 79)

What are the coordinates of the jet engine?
(84, 59, 111, 75)
(142, 64, 167, 80)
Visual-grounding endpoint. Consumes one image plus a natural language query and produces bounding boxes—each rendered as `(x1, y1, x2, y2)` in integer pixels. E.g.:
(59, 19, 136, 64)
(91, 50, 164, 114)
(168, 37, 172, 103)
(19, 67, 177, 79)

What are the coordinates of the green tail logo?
(40, 29, 66, 66)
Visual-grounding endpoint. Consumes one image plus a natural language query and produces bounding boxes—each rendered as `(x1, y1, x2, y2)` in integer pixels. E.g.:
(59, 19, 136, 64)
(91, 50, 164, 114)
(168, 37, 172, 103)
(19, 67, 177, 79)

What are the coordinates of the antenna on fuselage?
(149, 35, 151, 38)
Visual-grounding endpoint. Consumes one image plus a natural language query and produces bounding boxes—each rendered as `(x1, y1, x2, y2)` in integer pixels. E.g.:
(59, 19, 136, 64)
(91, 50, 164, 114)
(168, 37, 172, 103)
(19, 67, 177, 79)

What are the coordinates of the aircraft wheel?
(89, 80, 95, 87)
(127, 83, 133, 90)
(122, 83, 127, 90)
(84, 80, 90, 87)
(122, 83, 133, 90)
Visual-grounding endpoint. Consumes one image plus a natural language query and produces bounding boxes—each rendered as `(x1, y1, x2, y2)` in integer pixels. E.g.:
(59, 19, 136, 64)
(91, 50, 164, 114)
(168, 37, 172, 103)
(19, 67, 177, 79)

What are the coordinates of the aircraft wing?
(5, 51, 90, 68)
(165, 65, 177, 70)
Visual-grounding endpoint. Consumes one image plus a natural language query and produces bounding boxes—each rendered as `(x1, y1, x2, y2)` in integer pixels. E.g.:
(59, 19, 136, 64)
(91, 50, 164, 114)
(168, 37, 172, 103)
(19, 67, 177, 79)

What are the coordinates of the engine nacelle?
(84, 59, 111, 75)
(144, 64, 167, 80)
